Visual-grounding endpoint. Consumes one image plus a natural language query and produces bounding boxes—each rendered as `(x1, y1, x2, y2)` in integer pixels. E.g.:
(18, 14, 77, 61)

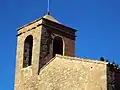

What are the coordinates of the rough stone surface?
(14, 19, 42, 90)
(14, 15, 113, 90)
(38, 55, 108, 90)
(15, 54, 108, 90)
(38, 25, 75, 71)
(15, 15, 76, 90)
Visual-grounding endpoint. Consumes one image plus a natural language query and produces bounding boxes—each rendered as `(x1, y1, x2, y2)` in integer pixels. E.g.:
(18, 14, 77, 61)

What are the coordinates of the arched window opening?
(23, 35, 33, 68)
(53, 36, 63, 57)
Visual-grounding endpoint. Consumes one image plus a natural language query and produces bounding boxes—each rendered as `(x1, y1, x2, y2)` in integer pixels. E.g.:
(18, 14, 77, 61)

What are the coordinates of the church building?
(14, 13, 120, 90)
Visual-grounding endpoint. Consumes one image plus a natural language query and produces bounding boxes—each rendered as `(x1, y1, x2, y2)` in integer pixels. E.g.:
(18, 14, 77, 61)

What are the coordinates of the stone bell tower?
(14, 13, 76, 90)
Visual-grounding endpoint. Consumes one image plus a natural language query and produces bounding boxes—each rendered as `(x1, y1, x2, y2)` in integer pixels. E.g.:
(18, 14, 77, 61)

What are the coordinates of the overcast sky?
(0, 0, 120, 89)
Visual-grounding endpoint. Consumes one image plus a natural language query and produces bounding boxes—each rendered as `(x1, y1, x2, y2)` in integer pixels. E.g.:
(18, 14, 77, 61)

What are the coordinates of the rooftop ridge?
(17, 17, 42, 31)
(39, 54, 108, 74)
(17, 14, 60, 31)
(56, 54, 108, 65)
(43, 14, 60, 23)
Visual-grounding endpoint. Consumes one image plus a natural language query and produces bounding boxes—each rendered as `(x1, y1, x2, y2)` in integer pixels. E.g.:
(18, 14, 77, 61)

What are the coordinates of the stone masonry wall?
(14, 19, 42, 90)
(38, 55, 108, 90)
(14, 18, 107, 90)
(15, 19, 76, 90)
(15, 54, 108, 90)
